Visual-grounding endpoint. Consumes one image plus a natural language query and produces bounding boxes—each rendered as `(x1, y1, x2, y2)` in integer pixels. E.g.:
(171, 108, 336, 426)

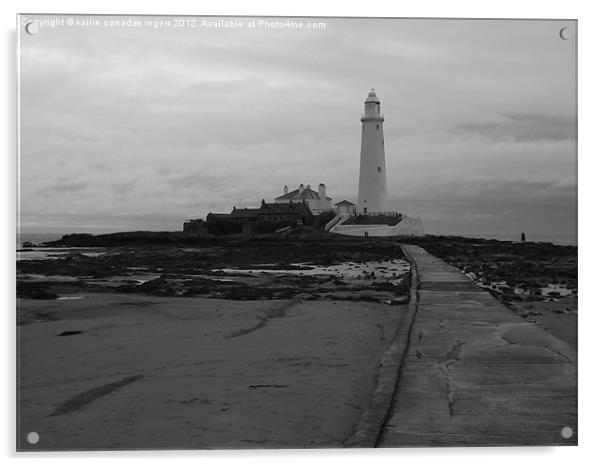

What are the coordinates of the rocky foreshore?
(17, 232, 577, 346)
(17, 234, 412, 325)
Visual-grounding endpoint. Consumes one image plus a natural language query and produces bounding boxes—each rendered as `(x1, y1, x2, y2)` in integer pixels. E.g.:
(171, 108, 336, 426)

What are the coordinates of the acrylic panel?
(17, 14, 577, 451)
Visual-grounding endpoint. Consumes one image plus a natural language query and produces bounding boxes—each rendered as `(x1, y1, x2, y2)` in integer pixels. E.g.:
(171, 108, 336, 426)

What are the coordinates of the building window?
(376, 124, 379, 129)
(378, 166, 381, 172)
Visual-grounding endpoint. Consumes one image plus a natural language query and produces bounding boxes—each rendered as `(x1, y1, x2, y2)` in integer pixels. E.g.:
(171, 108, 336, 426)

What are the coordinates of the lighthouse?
(357, 89, 388, 214)
(325, 90, 425, 236)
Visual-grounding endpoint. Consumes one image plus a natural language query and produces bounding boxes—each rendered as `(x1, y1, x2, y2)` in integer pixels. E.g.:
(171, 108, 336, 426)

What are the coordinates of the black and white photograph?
(16, 13, 577, 451)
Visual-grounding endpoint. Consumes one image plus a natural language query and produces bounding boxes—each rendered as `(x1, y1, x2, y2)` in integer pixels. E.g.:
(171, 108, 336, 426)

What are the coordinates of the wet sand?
(17, 293, 404, 450)
(512, 297, 577, 350)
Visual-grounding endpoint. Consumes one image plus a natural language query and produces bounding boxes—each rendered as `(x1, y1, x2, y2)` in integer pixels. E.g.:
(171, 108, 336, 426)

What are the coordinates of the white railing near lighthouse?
(356, 211, 403, 218)
(325, 215, 344, 231)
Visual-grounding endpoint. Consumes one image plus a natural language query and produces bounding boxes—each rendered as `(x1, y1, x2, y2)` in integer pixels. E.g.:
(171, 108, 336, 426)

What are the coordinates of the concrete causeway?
(378, 245, 577, 447)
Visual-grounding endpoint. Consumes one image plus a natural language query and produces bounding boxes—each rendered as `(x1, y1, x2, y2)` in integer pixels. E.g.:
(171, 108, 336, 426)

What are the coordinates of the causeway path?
(378, 245, 577, 447)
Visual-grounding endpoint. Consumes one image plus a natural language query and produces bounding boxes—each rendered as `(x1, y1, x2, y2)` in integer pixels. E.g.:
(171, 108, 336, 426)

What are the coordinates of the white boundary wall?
(330, 215, 425, 237)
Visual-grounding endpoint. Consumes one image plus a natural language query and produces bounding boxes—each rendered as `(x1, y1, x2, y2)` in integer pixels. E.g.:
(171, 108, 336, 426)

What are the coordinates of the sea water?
(16, 232, 65, 248)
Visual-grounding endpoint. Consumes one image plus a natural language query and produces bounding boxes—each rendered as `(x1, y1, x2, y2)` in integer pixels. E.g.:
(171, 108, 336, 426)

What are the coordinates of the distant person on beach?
(521, 232, 526, 242)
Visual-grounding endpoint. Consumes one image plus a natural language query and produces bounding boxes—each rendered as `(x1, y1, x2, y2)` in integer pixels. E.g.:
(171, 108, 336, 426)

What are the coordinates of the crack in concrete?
(438, 320, 450, 333)
(446, 340, 465, 361)
(499, 334, 571, 363)
(439, 339, 465, 417)
(377, 323, 386, 342)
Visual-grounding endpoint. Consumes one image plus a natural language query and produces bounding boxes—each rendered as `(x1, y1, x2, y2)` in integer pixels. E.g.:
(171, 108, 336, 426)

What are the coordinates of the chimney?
(319, 183, 326, 199)
(299, 183, 304, 191)
(283, 185, 288, 195)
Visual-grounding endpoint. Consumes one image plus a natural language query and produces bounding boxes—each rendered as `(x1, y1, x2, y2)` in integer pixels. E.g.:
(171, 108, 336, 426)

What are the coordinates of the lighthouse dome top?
(365, 89, 380, 103)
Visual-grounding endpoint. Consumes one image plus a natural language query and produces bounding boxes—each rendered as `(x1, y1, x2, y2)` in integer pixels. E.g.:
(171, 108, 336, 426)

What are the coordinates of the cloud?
(36, 182, 89, 196)
(452, 112, 576, 143)
(111, 182, 135, 199)
(392, 179, 576, 237)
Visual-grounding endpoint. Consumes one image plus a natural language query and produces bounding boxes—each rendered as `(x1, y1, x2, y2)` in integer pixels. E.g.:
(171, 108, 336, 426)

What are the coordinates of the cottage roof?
(230, 207, 261, 218)
(275, 187, 331, 201)
(335, 199, 356, 206)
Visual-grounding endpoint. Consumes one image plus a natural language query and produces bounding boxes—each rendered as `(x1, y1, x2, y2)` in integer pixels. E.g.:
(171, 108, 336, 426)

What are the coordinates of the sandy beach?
(18, 291, 404, 450)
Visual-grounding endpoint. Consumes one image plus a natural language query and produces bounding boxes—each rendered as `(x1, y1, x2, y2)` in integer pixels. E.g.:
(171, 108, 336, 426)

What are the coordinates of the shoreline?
(18, 230, 577, 248)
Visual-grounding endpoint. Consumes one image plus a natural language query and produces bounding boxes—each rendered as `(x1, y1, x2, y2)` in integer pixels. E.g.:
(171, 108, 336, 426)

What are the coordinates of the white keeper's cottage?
(274, 183, 332, 215)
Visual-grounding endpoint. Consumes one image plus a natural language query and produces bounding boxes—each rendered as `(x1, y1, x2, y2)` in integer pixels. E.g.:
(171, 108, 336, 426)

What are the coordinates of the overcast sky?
(19, 16, 576, 238)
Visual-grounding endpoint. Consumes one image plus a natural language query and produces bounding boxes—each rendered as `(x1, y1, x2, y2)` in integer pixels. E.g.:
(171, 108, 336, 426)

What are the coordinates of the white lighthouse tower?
(357, 89, 388, 214)
(328, 90, 425, 237)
